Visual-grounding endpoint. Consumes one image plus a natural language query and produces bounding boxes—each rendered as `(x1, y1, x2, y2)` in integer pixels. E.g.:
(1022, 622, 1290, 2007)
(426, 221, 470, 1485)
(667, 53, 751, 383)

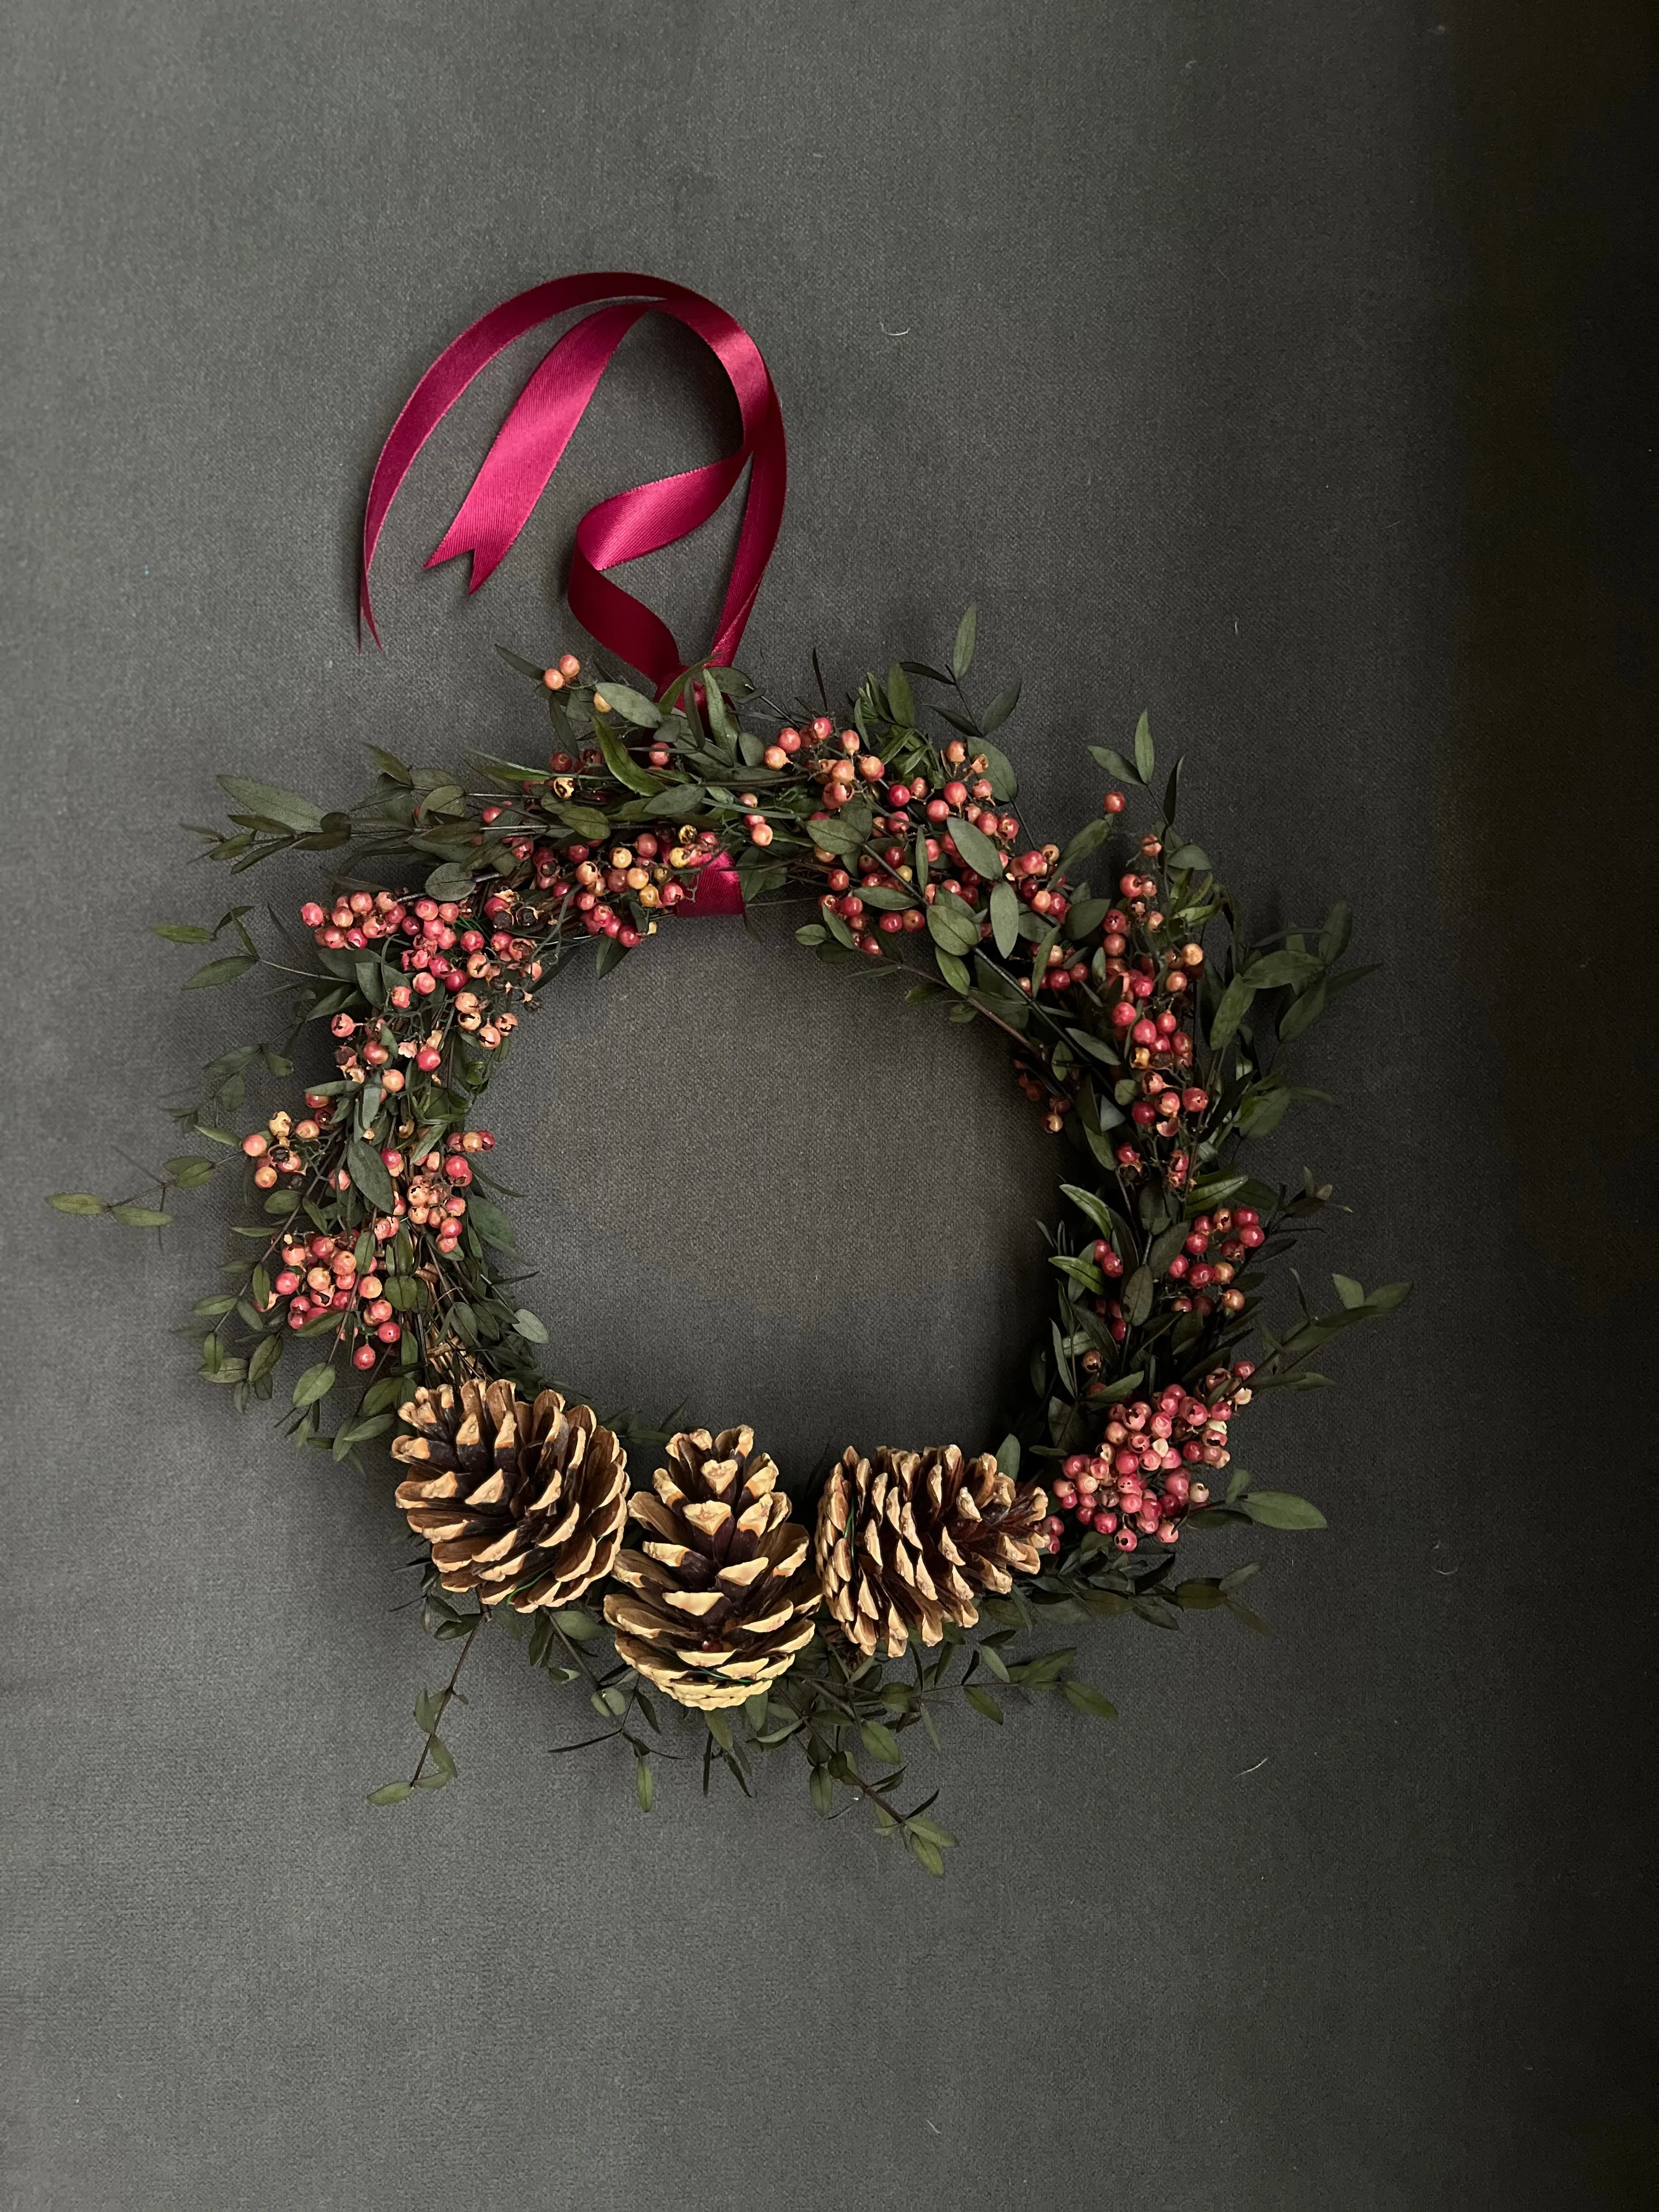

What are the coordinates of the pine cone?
(603, 1426, 820, 1709)
(391, 1381, 629, 1611)
(815, 1445, 1049, 1658)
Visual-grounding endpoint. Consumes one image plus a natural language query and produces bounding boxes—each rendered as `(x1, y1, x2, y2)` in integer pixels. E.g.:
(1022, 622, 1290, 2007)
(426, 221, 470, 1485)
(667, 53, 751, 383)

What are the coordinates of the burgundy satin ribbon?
(678, 851, 746, 918)
(359, 273, 786, 701)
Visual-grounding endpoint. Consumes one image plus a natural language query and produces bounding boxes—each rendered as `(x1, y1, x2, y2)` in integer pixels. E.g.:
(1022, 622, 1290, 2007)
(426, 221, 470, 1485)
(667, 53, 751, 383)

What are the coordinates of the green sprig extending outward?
(50, 610, 1408, 1872)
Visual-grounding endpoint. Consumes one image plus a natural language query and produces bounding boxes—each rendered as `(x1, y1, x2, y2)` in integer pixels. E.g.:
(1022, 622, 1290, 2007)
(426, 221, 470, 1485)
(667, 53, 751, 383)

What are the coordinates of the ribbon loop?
(360, 273, 786, 697)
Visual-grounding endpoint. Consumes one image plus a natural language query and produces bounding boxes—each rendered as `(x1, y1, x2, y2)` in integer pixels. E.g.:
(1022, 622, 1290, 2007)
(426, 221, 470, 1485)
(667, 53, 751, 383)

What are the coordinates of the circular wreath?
(53, 280, 1407, 1874)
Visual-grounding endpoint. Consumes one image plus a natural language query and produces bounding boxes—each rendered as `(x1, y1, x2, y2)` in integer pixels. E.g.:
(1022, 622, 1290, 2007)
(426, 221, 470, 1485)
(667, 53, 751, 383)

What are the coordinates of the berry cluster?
(244, 1079, 499, 1368)
(1085, 1203, 1268, 1350)
(269, 1226, 404, 1368)
(375, 1127, 496, 1253)
(1041, 1364, 1255, 1553)
(302, 888, 541, 1047)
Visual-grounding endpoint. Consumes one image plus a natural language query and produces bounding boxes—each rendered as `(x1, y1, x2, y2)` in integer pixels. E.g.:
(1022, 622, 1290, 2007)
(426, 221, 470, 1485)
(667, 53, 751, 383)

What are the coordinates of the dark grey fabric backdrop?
(4, 1, 1656, 2207)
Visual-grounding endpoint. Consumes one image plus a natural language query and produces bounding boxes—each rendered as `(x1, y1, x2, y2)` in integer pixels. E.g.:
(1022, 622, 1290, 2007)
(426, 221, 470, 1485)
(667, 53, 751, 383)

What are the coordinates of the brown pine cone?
(815, 1444, 1049, 1658)
(391, 1380, 629, 1612)
(603, 1426, 820, 1709)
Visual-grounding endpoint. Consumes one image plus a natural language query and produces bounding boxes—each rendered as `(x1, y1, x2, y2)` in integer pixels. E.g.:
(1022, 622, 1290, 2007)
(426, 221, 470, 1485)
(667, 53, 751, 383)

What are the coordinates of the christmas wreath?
(51, 276, 1407, 1874)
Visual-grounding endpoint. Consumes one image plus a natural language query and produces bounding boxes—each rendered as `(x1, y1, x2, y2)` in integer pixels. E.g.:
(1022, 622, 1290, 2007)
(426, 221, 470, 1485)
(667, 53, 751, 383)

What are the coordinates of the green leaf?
(926, 889, 980, 957)
(1319, 901, 1353, 963)
(981, 681, 1020, 735)
(47, 1193, 107, 1215)
(1088, 744, 1143, 786)
(951, 603, 978, 682)
(599, 682, 664, 728)
(551, 1606, 601, 1641)
(805, 811, 870, 859)
(424, 862, 472, 901)
(512, 1307, 549, 1344)
(635, 1757, 655, 1812)
(466, 1194, 516, 1251)
(1188, 1172, 1248, 1206)
(163, 1155, 216, 1188)
(978, 738, 1018, 802)
(934, 947, 971, 994)
(291, 1363, 336, 1408)
(987, 879, 1019, 957)
(909, 1836, 946, 1877)
(1208, 974, 1256, 1051)
(367, 1782, 412, 1805)
(337, 1414, 396, 1449)
(1133, 710, 1154, 783)
(495, 645, 548, 684)
(217, 776, 325, 833)
(1148, 1221, 1189, 1275)
(554, 803, 611, 841)
(247, 1336, 283, 1384)
(1162, 755, 1184, 827)
(1122, 1265, 1154, 1327)
(1059, 816, 1111, 876)
(995, 1433, 1021, 1477)
(153, 923, 214, 943)
(947, 814, 1003, 881)
(595, 723, 659, 796)
(1062, 1679, 1118, 1719)
(1176, 1579, 1226, 1610)
(415, 781, 465, 819)
(1276, 979, 1328, 1042)
(887, 661, 916, 727)
(964, 1685, 1004, 1724)
(1362, 1280, 1413, 1314)
(795, 923, 827, 947)
(346, 1139, 395, 1214)
(111, 1204, 171, 1228)
(1059, 1183, 1119, 1238)
(1167, 844, 1211, 873)
(183, 954, 257, 990)
(1237, 1086, 1295, 1139)
(1332, 1273, 1367, 1310)
(1240, 1489, 1327, 1531)
(1245, 949, 1325, 990)
(860, 1722, 902, 1767)
(1093, 1368, 1145, 1404)
(366, 743, 413, 782)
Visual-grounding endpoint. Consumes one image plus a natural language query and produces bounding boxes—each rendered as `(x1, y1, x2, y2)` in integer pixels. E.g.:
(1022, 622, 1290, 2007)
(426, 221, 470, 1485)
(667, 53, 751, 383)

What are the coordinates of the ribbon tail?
(424, 303, 649, 593)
